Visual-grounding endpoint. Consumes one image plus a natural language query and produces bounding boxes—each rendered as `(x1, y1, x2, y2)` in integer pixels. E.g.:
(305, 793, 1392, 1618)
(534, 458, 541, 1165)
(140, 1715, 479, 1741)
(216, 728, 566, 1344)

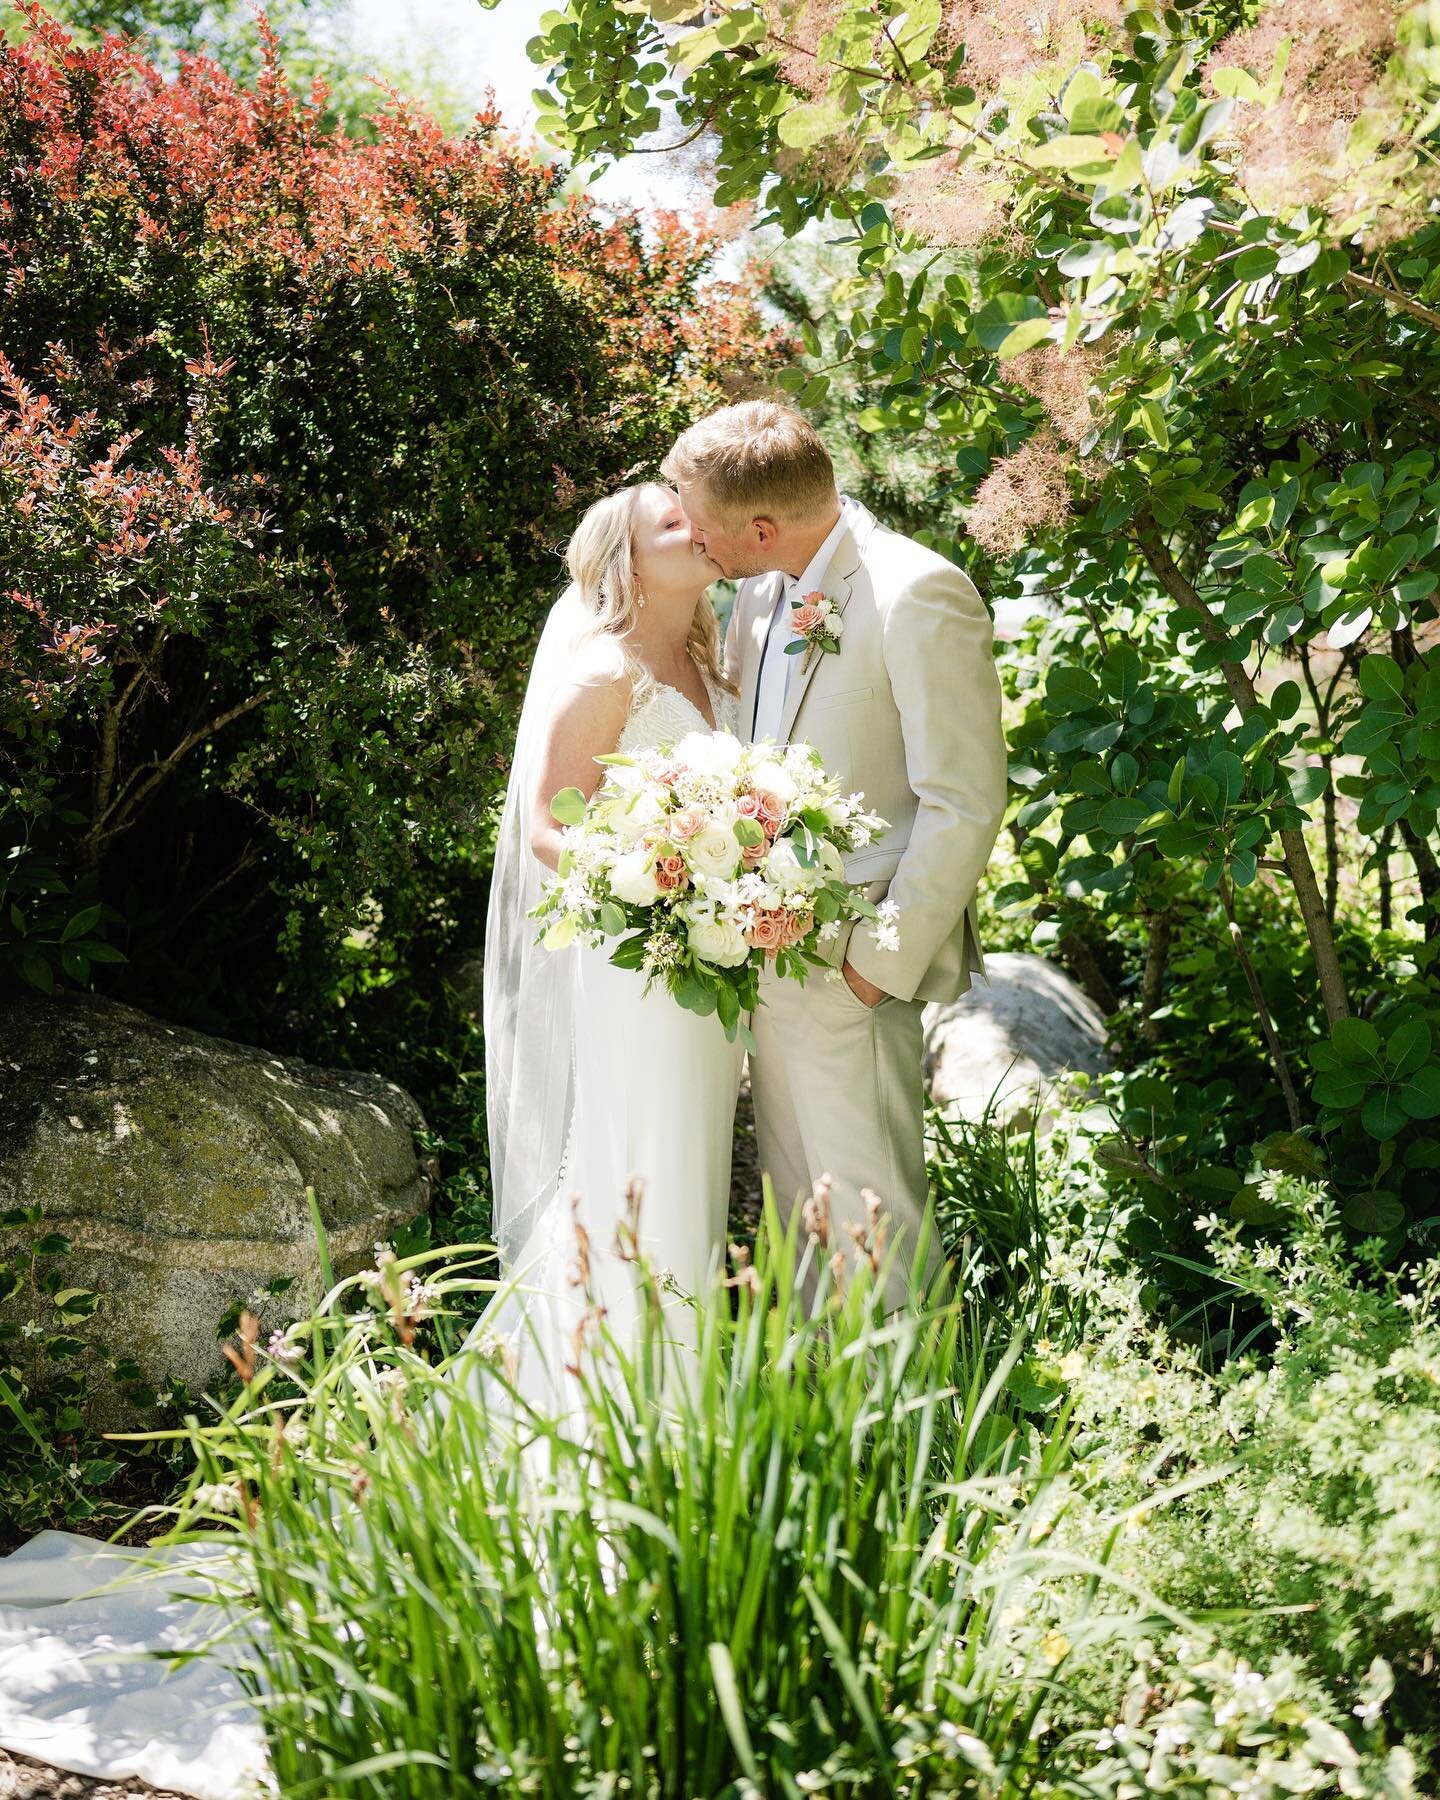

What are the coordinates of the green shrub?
(1, 11, 778, 1040)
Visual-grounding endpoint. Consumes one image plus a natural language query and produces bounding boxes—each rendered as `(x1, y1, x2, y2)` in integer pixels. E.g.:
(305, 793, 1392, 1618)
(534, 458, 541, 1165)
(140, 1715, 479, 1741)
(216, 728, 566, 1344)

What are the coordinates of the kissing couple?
(0, 401, 1009, 1798)
(472, 397, 1011, 1442)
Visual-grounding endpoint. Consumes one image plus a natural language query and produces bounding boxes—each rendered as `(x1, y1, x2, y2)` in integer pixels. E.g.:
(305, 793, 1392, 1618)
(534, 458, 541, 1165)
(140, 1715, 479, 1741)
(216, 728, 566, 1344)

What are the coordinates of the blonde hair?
(564, 482, 737, 705)
(661, 399, 837, 526)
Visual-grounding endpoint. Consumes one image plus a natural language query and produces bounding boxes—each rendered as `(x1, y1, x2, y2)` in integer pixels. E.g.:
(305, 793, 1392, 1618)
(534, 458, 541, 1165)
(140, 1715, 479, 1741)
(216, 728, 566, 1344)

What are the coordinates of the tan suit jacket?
(725, 499, 1008, 1005)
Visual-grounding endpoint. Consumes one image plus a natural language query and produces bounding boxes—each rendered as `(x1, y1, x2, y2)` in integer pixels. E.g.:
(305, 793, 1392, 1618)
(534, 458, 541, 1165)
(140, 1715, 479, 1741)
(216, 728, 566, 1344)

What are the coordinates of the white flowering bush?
(532, 730, 897, 1040)
(1040, 1641, 1418, 1800)
(967, 1119, 1440, 1786)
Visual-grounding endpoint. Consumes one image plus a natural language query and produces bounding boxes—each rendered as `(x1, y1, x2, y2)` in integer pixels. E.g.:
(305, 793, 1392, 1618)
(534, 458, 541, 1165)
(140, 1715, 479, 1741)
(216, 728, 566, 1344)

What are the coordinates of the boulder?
(922, 952, 1114, 1134)
(0, 989, 431, 1425)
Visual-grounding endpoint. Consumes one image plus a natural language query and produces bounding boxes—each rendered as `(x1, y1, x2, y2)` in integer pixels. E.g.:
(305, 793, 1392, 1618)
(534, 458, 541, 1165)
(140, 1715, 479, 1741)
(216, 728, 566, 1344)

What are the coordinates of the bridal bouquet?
(530, 731, 897, 1043)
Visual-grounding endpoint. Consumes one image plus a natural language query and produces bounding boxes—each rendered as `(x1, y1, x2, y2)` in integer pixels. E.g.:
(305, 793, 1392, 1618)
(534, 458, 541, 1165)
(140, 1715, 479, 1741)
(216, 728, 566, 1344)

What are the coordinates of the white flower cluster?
(871, 896, 901, 955)
(532, 729, 895, 1014)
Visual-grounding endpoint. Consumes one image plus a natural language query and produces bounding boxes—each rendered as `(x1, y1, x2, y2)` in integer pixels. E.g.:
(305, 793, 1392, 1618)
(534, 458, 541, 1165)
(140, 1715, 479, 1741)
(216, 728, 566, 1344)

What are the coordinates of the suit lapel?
(776, 526, 862, 743)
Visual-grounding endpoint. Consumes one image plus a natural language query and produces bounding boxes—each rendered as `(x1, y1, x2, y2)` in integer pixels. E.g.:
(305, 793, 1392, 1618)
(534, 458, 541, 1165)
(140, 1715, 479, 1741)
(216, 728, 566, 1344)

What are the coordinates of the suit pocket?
(807, 684, 874, 710)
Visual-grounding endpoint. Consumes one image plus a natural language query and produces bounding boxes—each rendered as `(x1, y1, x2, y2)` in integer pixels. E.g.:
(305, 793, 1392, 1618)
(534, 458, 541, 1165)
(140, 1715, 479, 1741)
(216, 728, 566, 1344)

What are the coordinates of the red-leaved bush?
(0, 3, 784, 1033)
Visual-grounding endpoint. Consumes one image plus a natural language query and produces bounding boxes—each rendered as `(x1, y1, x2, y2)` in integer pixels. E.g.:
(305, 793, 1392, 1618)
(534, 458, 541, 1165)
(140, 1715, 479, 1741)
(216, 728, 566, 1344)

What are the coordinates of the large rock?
(922, 952, 1114, 1134)
(0, 989, 431, 1424)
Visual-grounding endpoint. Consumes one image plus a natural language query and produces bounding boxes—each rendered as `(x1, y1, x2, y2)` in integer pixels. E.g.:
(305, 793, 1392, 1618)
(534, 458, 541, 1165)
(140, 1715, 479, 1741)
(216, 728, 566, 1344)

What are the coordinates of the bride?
(439, 479, 746, 1459)
(0, 482, 748, 1799)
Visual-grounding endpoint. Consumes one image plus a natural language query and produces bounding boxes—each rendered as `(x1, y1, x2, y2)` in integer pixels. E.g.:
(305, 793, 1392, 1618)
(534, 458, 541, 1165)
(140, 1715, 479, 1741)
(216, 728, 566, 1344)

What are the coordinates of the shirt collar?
(782, 494, 858, 601)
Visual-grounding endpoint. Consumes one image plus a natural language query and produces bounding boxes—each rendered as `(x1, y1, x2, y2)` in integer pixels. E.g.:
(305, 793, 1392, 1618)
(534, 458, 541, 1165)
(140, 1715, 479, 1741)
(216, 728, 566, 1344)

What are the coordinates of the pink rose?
(654, 853, 689, 893)
(741, 839, 768, 867)
(745, 910, 786, 951)
(669, 804, 709, 842)
(736, 792, 764, 821)
(756, 793, 785, 838)
(790, 604, 825, 635)
(779, 908, 813, 948)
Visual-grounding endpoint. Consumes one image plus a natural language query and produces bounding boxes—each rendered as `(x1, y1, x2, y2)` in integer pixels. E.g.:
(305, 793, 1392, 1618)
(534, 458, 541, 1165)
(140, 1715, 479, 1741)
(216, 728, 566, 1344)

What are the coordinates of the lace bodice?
(617, 672, 738, 754)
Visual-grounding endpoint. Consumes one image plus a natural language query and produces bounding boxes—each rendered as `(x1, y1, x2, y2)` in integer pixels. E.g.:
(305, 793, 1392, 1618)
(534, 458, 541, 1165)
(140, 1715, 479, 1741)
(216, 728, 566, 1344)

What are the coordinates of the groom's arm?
(842, 562, 1009, 1002)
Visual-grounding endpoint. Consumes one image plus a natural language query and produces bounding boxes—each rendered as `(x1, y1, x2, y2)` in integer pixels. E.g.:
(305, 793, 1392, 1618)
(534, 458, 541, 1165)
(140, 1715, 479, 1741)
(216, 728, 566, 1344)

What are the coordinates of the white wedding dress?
(0, 649, 745, 1799)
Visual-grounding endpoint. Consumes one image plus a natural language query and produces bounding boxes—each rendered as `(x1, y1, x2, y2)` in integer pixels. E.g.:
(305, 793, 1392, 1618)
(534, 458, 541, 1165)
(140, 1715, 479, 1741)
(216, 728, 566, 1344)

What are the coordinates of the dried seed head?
(567, 1192, 592, 1291)
(802, 1177, 832, 1245)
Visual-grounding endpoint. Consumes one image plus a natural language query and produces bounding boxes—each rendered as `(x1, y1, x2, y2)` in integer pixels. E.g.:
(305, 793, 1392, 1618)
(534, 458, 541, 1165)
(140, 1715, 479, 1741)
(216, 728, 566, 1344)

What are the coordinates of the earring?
(636, 589, 647, 609)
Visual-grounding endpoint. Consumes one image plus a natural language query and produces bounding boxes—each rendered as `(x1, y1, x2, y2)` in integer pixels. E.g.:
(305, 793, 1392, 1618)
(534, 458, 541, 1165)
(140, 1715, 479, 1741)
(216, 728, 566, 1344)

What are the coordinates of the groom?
(663, 401, 1009, 1316)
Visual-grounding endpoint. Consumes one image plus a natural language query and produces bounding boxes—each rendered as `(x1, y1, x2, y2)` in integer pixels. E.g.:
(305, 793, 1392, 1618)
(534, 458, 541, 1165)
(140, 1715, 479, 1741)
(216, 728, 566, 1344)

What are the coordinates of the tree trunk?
(1133, 510, 1350, 1025)
(1140, 906, 1173, 1043)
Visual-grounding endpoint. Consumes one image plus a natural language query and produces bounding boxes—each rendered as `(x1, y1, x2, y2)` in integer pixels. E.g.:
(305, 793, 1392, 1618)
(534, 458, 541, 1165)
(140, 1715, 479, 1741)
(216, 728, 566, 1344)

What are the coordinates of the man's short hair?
(662, 399, 837, 525)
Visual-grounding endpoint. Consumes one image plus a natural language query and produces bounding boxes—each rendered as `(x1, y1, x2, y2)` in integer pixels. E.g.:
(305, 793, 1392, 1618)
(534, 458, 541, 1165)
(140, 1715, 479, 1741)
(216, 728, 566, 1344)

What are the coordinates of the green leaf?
(1026, 133, 1116, 172)
(1361, 1087, 1408, 1141)
(1358, 654, 1405, 700)
(598, 900, 627, 936)
(550, 787, 587, 825)
(716, 983, 740, 1032)
(1233, 245, 1279, 282)
(53, 1287, 99, 1319)
(59, 904, 103, 943)
(1384, 1017, 1431, 1076)
(1331, 1017, 1382, 1064)
(1097, 796, 1149, 836)
(1109, 752, 1139, 794)
(1399, 1063, 1440, 1121)
(1341, 1191, 1406, 1234)
(776, 94, 846, 148)
(975, 293, 1047, 353)
(996, 317, 1054, 359)
(1311, 1073, 1369, 1110)
(543, 915, 577, 951)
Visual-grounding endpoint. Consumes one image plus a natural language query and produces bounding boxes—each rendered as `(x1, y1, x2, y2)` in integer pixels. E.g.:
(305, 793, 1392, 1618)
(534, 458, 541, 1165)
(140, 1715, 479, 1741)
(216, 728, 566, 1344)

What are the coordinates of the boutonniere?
(785, 589, 845, 672)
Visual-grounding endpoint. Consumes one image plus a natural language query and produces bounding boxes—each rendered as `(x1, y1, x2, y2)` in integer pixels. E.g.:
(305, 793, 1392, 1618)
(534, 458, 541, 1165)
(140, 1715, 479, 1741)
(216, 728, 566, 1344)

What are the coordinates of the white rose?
(689, 823, 742, 879)
(817, 838, 845, 880)
(764, 838, 821, 891)
(613, 790, 664, 843)
(750, 759, 798, 806)
(609, 849, 661, 906)
(688, 915, 749, 968)
(675, 730, 745, 778)
(825, 610, 845, 638)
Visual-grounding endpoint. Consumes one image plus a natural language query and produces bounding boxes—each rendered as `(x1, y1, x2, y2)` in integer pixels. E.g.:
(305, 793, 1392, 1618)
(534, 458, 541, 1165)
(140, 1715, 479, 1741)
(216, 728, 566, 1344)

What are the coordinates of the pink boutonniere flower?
(786, 589, 845, 671)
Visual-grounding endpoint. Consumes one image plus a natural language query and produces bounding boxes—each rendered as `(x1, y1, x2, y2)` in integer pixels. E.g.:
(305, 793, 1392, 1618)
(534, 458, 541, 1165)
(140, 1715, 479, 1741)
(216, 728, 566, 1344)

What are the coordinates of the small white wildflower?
(66, 1461, 82, 1481)
(193, 1482, 239, 1513)
(21, 1320, 41, 1338)
(404, 1274, 443, 1319)
(265, 1328, 304, 1373)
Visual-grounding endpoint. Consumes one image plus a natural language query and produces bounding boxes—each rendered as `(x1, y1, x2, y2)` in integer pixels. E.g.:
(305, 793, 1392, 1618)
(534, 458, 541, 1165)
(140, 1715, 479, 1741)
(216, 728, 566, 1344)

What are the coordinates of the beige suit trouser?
(748, 961, 950, 1319)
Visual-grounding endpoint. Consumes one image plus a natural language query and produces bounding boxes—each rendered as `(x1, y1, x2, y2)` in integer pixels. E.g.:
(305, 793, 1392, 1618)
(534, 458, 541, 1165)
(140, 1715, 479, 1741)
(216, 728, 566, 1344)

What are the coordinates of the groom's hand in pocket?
(842, 958, 888, 1008)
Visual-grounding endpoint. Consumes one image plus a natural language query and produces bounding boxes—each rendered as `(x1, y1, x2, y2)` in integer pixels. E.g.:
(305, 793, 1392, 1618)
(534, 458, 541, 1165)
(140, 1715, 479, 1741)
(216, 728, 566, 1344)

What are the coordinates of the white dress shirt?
(752, 495, 860, 744)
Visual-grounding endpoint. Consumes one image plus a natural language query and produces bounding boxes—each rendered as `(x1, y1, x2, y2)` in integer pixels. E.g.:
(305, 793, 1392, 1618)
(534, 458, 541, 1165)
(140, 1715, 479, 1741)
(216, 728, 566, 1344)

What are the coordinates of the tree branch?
(1131, 507, 1350, 1025)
